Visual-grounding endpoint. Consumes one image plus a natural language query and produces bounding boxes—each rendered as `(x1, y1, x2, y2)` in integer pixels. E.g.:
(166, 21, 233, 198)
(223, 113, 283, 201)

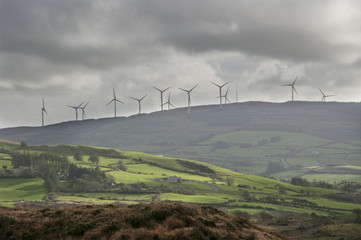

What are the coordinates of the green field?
(0, 142, 360, 219)
(142, 130, 361, 181)
(0, 178, 46, 206)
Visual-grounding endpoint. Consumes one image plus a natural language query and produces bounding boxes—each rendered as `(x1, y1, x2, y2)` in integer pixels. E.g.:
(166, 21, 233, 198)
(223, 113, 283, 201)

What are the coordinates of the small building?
(312, 151, 319, 155)
(166, 176, 183, 183)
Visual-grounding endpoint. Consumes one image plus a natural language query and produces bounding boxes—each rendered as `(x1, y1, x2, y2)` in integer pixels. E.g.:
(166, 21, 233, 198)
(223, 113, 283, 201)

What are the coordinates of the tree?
(117, 161, 127, 171)
(20, 142, 28, 149)
(74, 150, 83, 161)
(88, 153, 99, 164)
(353, 209, 361, 219)
(226, 177, 234, 186)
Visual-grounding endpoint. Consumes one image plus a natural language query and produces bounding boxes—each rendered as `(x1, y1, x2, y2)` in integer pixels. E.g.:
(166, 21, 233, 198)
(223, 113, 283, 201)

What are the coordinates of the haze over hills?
(1, 101, 360, 177)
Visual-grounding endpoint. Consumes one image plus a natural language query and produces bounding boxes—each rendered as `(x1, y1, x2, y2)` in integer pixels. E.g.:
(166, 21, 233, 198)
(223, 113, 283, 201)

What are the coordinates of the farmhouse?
(166, 176, 183, 183)
(156, 176, 183, 183)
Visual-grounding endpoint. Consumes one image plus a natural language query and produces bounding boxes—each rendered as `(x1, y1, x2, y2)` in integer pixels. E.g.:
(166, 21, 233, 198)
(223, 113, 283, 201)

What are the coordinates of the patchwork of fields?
(1, 143, 360, 220)
(128, 130, 361, 183)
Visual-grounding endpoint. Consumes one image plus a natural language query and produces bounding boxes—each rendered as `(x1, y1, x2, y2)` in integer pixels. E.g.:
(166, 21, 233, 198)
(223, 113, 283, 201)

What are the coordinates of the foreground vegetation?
(0, 202, 286, 240)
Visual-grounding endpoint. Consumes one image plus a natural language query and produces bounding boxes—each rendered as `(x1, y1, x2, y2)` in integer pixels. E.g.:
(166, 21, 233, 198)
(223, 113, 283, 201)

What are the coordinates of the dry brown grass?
(0, 202, 289, 239)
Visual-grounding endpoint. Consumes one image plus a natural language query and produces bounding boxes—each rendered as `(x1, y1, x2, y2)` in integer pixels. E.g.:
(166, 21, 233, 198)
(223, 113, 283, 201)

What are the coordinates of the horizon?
(1, 100, 359, 130)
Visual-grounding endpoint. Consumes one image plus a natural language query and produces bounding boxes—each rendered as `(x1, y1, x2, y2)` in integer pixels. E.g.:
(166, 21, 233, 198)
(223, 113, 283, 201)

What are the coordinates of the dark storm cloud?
(0, 0, 361, 128)
(2, 0, 359, 78)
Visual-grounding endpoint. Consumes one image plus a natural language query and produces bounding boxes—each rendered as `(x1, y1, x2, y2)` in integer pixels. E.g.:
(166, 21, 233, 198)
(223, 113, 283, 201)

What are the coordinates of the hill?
(1, 142, 361, 239)
(0, 202, 287, 240)
(1, 101, 360, 180)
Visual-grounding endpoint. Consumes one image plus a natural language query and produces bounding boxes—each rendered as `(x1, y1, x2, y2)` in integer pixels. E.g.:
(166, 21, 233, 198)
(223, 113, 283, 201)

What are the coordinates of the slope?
(0, 101, 360, 179)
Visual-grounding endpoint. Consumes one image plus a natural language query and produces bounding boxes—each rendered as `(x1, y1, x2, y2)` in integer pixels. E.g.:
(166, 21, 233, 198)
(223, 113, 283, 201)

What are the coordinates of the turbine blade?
(130, 96, 138, 101)
(106, 99, 114, 106)
(190, 84, 198, 92)
(211, 82, 221, 87)
(140, 95, 147, 101)
(67, 105, 76, 109)
(44, 109, 48, 114)
(83, 101, 89, 108)
(113, 88, 116, 99)
(221, 82, 229, 88)
(282, 84, 292, 86)
(153, 86, 161, 92)
(293, 87, 298, 95)
(116, 99, 125, 104)
(179, 88, 188, 92)
(164, 87, 171, 92)
(319, 88, 325, 96)
(169, 103, 175, 108)
(77, 101, 84, 108)
(292, 75, 298, 85)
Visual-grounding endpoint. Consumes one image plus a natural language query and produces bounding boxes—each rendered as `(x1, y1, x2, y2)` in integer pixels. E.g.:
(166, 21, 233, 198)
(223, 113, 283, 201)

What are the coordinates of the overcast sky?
(1, 0, 360, 129)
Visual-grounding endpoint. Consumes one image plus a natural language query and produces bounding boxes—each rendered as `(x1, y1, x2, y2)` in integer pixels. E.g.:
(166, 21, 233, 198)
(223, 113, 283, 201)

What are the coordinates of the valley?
(1, 141, 361, 238)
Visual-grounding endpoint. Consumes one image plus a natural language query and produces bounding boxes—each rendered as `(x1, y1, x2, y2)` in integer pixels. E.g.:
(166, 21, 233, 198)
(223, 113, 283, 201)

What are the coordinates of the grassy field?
(0, 143, 360, 220)
(148, 130, 361, 182)
(0, 178, 46, 206)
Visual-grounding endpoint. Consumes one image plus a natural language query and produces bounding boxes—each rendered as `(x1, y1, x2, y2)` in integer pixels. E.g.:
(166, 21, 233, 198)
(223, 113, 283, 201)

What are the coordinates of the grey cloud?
(1, 0, 361, 128)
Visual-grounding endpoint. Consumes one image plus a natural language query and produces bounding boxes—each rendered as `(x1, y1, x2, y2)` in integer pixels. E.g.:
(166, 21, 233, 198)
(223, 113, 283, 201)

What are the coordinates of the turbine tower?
(282, 76, 298, 101)
(179, 85, 197, 113)
(107, 88, 124, 118)
(162, 93, 175, 110)
(41, 98, 47, 127)
(67, 102, 84, 121)
(236, 81, 238, 103)
(319, 88, 335, 102)
(211, 81, 229, 108)
(153, 86, 170, 111)
(130, 95, 147, 114)
(79, 101, 89, 120)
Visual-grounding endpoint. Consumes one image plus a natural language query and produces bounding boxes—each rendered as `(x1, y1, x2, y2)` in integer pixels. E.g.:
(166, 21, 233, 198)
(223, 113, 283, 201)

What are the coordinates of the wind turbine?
(319, 88, 335, 102)
(67, 102, 84, 121)
(107, 88, 124, 118)
(153, 86, 170, 111)
(162, 93, 175, 110)
(217, 87, 231, 104)
(282, 76, 298, 101)
(130, 95, 147, 114)
(179, 85, 197, 113)
(211, 81, 229, 108)
(41, 98, 47, 127)
(79, 101, 89, 120)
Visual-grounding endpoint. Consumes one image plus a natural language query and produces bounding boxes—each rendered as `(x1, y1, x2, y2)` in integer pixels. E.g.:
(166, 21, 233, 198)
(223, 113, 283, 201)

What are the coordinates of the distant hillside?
(0, 202, 287, 240)
(1, 101, 360, 177)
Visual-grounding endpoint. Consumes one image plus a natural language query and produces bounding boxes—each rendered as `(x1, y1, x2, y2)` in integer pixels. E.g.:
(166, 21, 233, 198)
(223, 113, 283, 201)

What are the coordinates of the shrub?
(88, 153, 99, 164)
